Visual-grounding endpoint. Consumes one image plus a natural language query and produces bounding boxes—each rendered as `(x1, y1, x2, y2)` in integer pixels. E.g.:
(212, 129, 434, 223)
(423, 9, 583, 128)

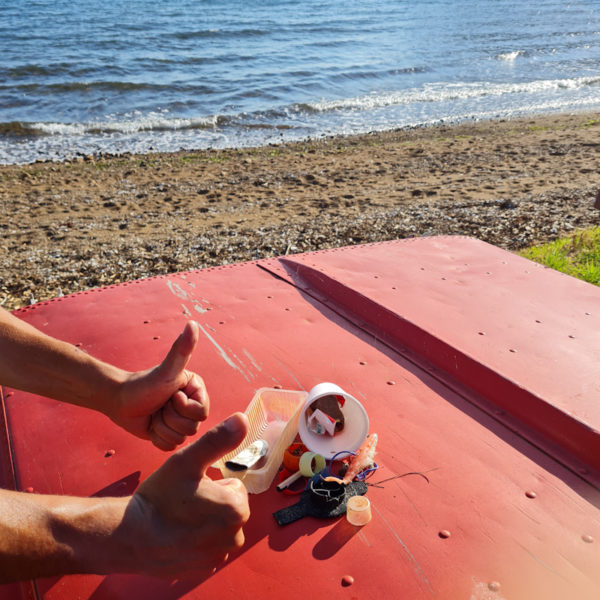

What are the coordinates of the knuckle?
(221, 491, 249, 528)
(164, 409, 198, 437)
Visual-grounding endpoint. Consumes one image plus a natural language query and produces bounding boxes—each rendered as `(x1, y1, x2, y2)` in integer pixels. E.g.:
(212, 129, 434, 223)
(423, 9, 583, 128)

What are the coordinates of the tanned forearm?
(0, 307, 125, 416)
(0, 414, 250, 581)
(0, 488, 135, 582)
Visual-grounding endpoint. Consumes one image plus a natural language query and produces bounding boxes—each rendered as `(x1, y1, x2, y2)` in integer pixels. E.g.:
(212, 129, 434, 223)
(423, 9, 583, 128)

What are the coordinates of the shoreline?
(2, 111, 600, 310)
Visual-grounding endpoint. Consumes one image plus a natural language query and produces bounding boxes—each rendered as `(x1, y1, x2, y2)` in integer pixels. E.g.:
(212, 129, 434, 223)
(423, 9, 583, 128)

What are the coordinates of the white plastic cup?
(298, 382, 369, 460)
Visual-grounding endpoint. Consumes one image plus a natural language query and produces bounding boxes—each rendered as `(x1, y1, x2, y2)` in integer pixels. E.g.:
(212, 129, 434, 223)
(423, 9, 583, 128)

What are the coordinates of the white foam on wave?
(34, 111, 219, 136)
(4, 75, 600, 165)
(497, 50, 524, 61)
(308, 76, 600, 113)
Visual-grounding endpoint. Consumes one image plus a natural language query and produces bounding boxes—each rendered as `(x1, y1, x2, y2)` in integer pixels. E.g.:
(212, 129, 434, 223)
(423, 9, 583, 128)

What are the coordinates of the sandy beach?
(1, 111, 599, 310)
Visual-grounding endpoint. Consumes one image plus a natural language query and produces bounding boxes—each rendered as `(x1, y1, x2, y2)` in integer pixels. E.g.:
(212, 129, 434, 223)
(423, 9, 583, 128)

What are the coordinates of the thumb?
(178, 412, 249, 478)
(158, 321, 199, 380)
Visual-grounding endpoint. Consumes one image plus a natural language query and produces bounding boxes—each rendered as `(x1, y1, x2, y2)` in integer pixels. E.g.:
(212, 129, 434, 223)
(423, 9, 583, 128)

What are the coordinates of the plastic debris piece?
(225, 439, 268, 471)
(273, 472, 368, 526)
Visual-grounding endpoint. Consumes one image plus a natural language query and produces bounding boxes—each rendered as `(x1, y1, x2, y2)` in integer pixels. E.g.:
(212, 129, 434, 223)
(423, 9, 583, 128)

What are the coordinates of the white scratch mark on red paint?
(196, 322, 250, 382)
(371, 503, 434, 595)
(357, 530, 371, 547)
(166, 279, 188, 300)
(516, 542, 567, 580)
(275, 359, 305, 390)
(243, 349, 262, 372)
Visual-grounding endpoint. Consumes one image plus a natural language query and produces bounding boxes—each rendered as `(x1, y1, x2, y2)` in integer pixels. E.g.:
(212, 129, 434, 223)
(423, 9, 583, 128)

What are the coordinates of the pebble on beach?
(1, 113, 599, 310)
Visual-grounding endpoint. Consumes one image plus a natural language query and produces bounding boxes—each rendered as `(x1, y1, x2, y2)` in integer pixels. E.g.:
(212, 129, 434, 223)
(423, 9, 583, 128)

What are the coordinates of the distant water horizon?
(1, 0, 599, 164)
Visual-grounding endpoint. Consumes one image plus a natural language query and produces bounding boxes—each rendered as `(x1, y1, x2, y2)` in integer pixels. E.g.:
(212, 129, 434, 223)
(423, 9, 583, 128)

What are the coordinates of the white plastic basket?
(214, 387, 307, 494)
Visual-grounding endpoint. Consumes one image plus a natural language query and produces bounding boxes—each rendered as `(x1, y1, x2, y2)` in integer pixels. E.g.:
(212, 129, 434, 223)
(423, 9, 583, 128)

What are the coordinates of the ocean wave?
(4, 81, 178, 94)
(2, 63, 78, 78)
(3, 75, 600, 142)
(496, 50, 525, 61)
(33, 113, 224, 136)
(304, 76, 600, 113)
(329, 65, 429, 83)
(170, 27, 268, 40)
(0, 122, 48, 137)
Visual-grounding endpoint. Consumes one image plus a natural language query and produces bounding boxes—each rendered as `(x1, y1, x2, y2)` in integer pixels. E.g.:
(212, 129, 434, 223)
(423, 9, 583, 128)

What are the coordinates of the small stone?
(341, 575, 354, 587)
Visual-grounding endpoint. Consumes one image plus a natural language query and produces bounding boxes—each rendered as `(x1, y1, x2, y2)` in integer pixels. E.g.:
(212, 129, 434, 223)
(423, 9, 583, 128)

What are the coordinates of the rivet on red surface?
(75, 342, 83, 347)
(438, 529, 451, 539)
(391, 286, 397, 290)
(273, 384, 282, 389)
(582, 534, 594, 544)
(509, 348, 517, 353)
(488, 581, 501, 592)
(525, 490, 537, 499)
(359, 361, 367, 366)
(267, 295, 273, 299)
(341, 575, 354, 587)
(285, 307, 291, 311)
(153, 336, 160, 340)
(105, 449, 115, 457)
(143, 320, 150, 324)
(24, 487, 34, 493)
(219, 320, 225, 324)
(478, 331, 485, 336)
(535, 319, 542, 323)
(585, 312, 591, 316)
(387, 380, 396, 385)
(6, 392, 13, 398)
(568, 334, 575, 339)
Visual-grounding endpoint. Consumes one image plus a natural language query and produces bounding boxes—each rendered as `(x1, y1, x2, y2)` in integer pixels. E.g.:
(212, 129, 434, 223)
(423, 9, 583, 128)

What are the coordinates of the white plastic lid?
(298, 382, 369, 459)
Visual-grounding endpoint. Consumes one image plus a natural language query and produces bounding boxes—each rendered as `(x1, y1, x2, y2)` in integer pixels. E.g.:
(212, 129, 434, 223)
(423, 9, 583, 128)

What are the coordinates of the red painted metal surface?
(1, 236, 599, 599)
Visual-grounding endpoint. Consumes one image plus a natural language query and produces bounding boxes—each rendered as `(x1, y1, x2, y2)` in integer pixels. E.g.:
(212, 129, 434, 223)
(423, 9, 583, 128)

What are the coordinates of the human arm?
(0, 306, 208, 450)
(0, 413, 249, 582)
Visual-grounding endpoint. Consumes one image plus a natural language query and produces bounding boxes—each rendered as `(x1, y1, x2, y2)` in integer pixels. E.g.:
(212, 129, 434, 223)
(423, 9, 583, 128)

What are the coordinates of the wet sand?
(1, 111, 599, 310)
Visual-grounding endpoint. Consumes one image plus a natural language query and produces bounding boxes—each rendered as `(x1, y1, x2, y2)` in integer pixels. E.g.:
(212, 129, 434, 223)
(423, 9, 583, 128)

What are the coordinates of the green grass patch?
(180, 154, 204, 164)
(528, 124, 550, 132)
(179, 153, 230, 164)
(519, 226, 600, 286)
(581, 118, 600, 128)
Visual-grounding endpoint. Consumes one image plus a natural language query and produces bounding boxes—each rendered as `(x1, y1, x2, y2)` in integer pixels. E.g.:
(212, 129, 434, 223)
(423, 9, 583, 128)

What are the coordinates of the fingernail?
(223, 414, 242, 434)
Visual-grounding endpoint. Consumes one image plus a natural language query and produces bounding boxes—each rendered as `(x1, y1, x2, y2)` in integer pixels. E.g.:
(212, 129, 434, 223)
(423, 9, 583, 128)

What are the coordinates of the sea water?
(1, 0, 599, 164)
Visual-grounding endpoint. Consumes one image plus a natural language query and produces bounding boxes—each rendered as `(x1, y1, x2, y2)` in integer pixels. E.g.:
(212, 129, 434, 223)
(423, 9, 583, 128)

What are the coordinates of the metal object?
(1, 236, 599, 599)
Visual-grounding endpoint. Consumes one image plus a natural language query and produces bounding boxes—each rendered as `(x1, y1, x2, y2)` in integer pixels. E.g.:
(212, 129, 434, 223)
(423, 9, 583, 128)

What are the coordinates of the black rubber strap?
(273, 501, 308, 525)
